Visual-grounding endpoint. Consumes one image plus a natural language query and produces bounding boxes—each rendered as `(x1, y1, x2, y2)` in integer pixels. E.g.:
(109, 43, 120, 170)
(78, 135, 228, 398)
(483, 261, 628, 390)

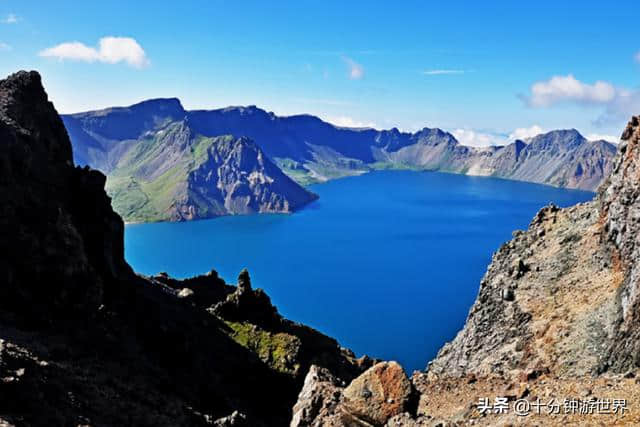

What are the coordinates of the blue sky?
(1, 1, 639, 145)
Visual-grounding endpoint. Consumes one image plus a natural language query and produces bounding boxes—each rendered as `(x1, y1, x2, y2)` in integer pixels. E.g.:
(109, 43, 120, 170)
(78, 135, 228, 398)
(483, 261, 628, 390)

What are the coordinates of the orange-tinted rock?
(342, 361, 413, 425)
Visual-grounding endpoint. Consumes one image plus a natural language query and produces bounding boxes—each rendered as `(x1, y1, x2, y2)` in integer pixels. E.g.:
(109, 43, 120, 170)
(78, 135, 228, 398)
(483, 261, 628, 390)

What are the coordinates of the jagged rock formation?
(0, 71, 365, 426)
(0, 70, 132, 321)
(63, 101, 615, 222)
(290, 119, 640, 425)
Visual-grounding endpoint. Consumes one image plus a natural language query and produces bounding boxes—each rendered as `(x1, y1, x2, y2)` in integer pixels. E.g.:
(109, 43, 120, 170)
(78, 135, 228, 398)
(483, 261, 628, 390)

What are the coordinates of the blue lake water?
(124, 170, 594, 373)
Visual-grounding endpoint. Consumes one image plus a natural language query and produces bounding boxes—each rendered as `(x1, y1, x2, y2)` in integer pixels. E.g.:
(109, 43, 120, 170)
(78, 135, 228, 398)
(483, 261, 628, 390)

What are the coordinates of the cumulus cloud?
(508, 125, 545, 141)
(452, 129, 493, 147)
(327, 116, 376, 128)
(423, 69, 466, 75)
(521, 74, 640, 126)
(39, 37, 149, 68)
(452, 125, 549, 147)
(586, 133, 620, 143)
(341, 56, 364, 80)
(2, 13, 18, 24)
(451, 129, 509, 147)
(522, 74, 616, 107)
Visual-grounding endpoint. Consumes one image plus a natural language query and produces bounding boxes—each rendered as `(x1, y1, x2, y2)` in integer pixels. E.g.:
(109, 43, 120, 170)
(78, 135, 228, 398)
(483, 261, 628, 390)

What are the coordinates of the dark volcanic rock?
(0, 70, 131, 322)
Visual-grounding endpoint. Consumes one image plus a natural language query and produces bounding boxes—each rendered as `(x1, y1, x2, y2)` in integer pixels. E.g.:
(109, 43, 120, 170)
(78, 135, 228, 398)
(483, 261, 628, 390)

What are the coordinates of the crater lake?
(124, 170, 594, 372)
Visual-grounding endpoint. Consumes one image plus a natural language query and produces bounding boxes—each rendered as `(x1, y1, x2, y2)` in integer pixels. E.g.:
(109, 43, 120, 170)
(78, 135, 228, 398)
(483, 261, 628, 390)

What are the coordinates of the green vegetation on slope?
(105, 125, 225, 222)
(223, 320, 302, 376)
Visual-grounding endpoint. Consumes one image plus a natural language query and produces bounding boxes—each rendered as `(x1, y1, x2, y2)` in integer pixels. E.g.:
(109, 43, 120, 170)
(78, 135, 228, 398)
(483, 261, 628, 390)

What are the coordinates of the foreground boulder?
(342, 362, 413, 425)
(290, 366, 346, 426)
(291, 362, 414, 426)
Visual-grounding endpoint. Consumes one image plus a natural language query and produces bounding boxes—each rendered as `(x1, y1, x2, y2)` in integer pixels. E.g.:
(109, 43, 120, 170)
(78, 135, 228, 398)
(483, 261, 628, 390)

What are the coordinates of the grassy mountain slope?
(105, 121, 317, 222)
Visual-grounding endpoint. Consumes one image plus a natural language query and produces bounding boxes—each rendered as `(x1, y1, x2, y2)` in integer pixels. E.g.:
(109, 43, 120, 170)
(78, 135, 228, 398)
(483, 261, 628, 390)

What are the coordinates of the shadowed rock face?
(0, 70, 131, 321)
(0, 71, 365, 426)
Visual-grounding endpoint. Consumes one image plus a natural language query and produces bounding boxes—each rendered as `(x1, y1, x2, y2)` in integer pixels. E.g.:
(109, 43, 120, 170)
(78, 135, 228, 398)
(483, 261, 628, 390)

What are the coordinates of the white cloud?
(423, 69, 466, 75)
(451, 129, 508, 147)
(341, 56, 363, 80)
(2, 13, 18, 24)
(452, 125, 548, 147)
(586, 133, 620, 143)
(521, 74, 640, 126)
(39, 36, 149, 68)
(635, 51, 640, 63)
(522, 74, 617, 107)
(327, 116, 376, 128)
(0, 42, 11, 51)
(508, 125, 545, 141)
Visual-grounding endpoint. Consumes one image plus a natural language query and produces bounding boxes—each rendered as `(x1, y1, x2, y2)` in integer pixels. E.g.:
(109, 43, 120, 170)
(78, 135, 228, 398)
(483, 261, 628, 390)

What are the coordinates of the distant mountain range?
(62, 98, 617, 222)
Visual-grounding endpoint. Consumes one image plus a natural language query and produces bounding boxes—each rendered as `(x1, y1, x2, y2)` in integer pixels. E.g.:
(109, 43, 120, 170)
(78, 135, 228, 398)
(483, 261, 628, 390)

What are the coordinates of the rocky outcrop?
(0, 70, 363, 426)
(0, 70, 132, 322)
(599, 115, 640, 372)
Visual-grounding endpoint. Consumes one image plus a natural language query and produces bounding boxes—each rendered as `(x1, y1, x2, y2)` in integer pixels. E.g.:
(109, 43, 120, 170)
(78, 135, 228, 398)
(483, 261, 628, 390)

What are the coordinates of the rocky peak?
(413, 127, 457, 146)
(0, 70, 131, 321)
(129, 97, 185, 115)
(526, 128, 586, 151)
(0, 71, 72, 167)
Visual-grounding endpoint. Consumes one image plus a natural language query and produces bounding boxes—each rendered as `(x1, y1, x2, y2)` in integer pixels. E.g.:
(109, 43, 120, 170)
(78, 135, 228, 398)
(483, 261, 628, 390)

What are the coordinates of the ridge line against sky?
(0, 1, 637, 146)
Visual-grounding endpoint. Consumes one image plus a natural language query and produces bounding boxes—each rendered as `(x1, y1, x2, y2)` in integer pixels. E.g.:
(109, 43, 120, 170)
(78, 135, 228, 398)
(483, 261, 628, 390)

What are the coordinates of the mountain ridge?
(64, 99, 617, 194)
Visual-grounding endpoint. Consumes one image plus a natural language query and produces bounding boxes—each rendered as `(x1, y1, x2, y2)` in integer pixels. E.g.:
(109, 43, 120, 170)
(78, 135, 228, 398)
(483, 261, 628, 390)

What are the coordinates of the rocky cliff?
(289, 119, 640, 426)
(0, 71, 366, 426)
